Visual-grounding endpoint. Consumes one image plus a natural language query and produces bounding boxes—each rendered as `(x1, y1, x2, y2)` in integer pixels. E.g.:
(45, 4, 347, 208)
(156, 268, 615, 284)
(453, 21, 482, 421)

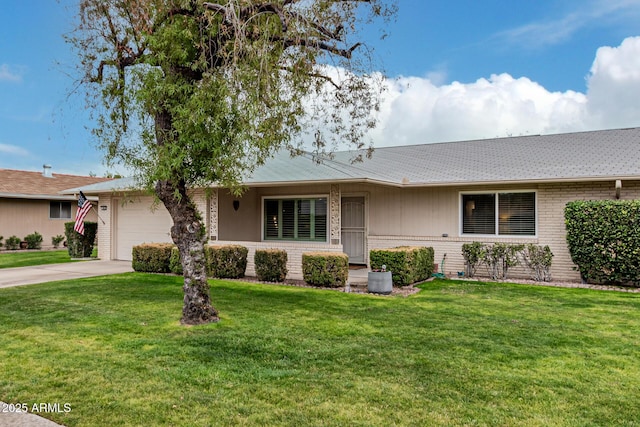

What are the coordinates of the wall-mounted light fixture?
(615, 180, 622, 199)
(233, 200, 240, 211)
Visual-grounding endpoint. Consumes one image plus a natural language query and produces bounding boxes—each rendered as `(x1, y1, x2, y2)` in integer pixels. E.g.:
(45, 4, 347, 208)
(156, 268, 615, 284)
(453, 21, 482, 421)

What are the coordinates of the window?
(461, 192, 536, 236)
(264, 197, 327, 241)
(50, 201, 72, 219)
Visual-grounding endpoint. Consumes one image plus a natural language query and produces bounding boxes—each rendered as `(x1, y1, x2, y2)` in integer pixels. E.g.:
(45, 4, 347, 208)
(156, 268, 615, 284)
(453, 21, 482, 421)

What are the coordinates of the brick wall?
(368, 181, 640, 282)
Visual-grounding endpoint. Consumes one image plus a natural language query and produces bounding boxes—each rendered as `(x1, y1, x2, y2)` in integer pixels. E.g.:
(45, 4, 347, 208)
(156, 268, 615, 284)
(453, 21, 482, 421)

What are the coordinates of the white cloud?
(0, 64, 23, 83)
(365, 36, 640, 146)
(586, 36, 640, 128)
(0, 143, 29, 156)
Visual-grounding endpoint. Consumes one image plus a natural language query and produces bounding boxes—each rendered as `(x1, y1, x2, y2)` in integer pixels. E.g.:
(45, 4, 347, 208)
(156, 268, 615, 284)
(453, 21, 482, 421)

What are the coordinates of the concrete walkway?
(0, 260, 132, 427)
(0, 260, 133, 289)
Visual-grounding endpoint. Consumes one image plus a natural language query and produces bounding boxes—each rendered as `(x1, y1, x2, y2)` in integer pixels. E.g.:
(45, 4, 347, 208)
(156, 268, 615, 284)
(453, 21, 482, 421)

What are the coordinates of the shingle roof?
(247, 127, 640, 186)
(0, 169, 113, 200)
(69, 127, 640, 194)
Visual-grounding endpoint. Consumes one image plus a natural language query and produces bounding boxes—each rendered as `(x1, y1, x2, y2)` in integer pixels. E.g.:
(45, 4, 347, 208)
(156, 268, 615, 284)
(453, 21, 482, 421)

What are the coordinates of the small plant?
(0, 235, 3, 248)
(24, 232, 44, 250)
(52, 235, 65, 249)
(521, 244, 554, 282)
(461, 242, 485, 278)
(5, 236, 21, 250)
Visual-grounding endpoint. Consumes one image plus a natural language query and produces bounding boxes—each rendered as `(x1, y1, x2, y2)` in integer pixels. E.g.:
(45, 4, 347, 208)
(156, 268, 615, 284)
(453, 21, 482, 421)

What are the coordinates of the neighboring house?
(65, 127, 640, 281)
(0, 166, 113, 249)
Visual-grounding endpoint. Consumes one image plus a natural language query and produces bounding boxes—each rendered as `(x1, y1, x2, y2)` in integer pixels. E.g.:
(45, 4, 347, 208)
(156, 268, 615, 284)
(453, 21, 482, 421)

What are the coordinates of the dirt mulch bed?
(224, 275, 640, 296)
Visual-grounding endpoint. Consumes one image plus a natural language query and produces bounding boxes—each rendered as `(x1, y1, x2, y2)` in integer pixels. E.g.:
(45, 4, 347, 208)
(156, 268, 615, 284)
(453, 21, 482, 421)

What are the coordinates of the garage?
(113, 197, 174, 260)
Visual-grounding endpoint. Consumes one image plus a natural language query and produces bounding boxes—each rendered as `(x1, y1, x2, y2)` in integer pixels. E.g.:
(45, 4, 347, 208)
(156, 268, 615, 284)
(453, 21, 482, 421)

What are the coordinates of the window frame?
(459, 190, 537, 238)
(49, 201, 72, 220)
(262, 195, 329, 242)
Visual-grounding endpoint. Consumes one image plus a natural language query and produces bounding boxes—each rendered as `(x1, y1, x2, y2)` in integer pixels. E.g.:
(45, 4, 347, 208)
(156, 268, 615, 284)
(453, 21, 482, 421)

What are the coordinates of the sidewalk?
(0, 260, 133, 289)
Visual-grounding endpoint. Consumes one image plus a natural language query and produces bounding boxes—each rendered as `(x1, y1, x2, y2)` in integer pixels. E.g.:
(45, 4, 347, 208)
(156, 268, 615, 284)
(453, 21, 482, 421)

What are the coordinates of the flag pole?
(89, 203, 106, 225)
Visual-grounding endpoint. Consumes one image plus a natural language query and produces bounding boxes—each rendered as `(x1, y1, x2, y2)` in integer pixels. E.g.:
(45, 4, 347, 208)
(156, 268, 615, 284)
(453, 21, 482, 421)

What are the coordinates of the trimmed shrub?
(24, 231, 43, 250)
(565, 200, 640, 285)
(370, 246, 434, 286)
(169, 247, 183, 275)
(255, 249, 288, 282)
(0, 235, 3, 248)
(65, 222, 97, 258)
(5, 236, 21, 250)
(302, 252, 349, 287)
(132, 243, 174, 273)
(205, 245, 248, 278)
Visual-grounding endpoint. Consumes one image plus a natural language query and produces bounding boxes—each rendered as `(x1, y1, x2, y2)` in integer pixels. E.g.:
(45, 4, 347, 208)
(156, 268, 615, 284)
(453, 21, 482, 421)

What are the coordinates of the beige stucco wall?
(98, 179, 640, 282)
(0, 198, 100, 250)
(342, 180, 640, 282)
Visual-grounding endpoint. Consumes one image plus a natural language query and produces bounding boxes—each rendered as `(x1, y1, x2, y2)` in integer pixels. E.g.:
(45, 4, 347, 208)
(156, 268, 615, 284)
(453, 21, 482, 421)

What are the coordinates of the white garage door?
(114, 197, 174, 261)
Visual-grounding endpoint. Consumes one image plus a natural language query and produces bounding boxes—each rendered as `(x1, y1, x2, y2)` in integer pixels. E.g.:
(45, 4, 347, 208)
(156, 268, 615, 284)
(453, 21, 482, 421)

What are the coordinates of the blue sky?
(2, 0, 640, 176)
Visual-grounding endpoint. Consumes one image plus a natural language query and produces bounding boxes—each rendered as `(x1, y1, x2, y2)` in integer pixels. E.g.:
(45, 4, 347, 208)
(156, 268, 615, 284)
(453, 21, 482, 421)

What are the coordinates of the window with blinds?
(461, 192, 536, 236)
(264, 197, 328, 241)
(50, 201, 72, 219)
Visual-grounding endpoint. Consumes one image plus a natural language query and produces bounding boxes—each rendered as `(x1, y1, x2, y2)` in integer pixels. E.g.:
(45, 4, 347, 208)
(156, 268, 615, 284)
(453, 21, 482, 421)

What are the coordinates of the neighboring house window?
(461, 192, 536, 236)
(264, 197, 328, 241)
(50, 201, 72, 219)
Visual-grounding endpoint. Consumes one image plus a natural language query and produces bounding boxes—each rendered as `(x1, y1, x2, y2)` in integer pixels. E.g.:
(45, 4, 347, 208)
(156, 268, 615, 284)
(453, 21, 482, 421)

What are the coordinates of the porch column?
(209, 188, 218, 240)
(330, 184, 341, 245)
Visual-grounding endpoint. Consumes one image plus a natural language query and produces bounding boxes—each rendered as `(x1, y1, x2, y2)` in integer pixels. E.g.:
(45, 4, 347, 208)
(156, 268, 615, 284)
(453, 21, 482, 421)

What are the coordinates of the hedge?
(302, 252, 349, 287)
(132, 243, 174, 273)
(370, 246, 434, 286)
(64, 222, 97, 258)
(169, 247, 183, 275)
(565, 200, 640, 285)
(255, 249, 288, 282)
(205, 245, 248, 279)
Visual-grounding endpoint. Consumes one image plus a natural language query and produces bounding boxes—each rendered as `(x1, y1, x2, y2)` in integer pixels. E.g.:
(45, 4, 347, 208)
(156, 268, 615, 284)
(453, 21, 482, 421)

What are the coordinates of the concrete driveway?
(0, 260, 133, 289)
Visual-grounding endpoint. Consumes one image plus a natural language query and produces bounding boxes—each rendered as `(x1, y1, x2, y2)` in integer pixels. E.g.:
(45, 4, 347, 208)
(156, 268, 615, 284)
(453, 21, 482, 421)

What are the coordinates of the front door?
(341, 196, 366, 264)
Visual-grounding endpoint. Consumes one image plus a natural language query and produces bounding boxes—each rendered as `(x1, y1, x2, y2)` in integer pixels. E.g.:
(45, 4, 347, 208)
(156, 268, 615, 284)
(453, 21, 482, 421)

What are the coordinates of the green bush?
(205, 245, 248, 278)
(0, 235, 3, 248)
(482, 243, 524, 280)
(462, 242, 485, 278)
(520, 244, 553, 282)
(169, 247, 183, 275)
(5, 236, 21, 250)
(132, 243, 174, 273)
(461, 242, 552, 281)
(565, 200, 640, 285)
(52, 235, 65, 248)
(24, 231, 43, 250)
(370, 246, 434, 286)
(302, 252, 349, 287)
(254, 249, 288, 282)
(65, 222, 98, 258)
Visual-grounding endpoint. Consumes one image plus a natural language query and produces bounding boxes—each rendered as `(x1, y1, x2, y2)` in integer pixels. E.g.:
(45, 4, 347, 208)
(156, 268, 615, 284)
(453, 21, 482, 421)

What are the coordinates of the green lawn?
(0, 250, 77, 269)
(1, 276, 639, 426)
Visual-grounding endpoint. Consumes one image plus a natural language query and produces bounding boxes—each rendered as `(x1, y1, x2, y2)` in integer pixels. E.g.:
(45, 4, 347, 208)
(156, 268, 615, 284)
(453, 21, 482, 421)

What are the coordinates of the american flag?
(74, 191, 92, 235)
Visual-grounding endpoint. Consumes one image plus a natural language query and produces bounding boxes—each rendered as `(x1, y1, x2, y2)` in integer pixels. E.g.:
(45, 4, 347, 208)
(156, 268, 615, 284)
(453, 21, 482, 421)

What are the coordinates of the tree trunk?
(153, 109, 218, 325)
(156, 179, 219, 325)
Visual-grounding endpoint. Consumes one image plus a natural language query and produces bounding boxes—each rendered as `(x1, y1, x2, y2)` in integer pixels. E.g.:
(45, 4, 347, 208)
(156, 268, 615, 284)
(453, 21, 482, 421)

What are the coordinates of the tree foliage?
(69, 0, 396, 324)
(73, 0, 395, 190)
